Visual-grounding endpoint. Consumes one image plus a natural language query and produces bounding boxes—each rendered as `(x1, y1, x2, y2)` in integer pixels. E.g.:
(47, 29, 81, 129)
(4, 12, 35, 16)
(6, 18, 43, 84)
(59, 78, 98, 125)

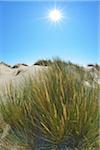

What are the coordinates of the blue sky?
(0, 1, 99, 65)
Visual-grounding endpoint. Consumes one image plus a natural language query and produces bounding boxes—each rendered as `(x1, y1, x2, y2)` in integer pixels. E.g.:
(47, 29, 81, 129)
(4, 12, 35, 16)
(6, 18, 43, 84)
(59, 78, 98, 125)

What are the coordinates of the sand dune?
(0, 61, 100, 89)
(0, 62, 48, 95)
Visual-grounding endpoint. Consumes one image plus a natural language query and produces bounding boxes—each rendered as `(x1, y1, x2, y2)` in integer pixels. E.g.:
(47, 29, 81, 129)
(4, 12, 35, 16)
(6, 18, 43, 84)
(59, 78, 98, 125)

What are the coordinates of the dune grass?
(0, 59, 99, 150)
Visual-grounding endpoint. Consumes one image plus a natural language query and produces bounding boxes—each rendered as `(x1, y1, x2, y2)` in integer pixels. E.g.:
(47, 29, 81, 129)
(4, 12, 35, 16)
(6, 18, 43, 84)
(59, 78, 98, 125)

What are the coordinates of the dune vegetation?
(0, 59, 99, 150)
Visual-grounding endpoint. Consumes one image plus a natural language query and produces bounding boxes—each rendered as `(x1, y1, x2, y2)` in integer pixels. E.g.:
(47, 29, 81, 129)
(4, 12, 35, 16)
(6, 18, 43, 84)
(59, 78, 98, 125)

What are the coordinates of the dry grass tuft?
(0, 59, 99, 150)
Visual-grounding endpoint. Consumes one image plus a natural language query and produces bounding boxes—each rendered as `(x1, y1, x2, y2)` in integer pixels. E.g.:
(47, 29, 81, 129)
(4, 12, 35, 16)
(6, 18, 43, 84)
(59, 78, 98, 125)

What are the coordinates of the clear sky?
(0, 1, 99, 65)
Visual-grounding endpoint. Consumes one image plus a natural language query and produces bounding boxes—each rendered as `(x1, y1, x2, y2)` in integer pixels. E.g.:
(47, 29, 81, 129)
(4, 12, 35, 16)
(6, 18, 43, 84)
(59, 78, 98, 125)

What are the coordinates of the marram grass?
(0, 60, 99, 150)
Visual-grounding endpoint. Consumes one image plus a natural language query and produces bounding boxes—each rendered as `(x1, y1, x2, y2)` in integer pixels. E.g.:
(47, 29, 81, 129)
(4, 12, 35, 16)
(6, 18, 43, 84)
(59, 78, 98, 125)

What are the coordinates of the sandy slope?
(0, 63, 48, 97)
(0, 62, 100, 87)
(0, 63, 46, 82)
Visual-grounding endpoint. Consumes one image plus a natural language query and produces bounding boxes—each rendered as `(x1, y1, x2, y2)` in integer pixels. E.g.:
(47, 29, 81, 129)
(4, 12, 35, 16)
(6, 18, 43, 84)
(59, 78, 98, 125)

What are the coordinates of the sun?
(47, 7, 64, 24)
(48, 8, 63, 23)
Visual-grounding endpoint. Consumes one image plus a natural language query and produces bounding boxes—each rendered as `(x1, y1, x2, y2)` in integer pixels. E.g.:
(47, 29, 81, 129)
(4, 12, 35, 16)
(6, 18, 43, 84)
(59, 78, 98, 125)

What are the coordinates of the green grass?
(0, 59, 99, 150)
